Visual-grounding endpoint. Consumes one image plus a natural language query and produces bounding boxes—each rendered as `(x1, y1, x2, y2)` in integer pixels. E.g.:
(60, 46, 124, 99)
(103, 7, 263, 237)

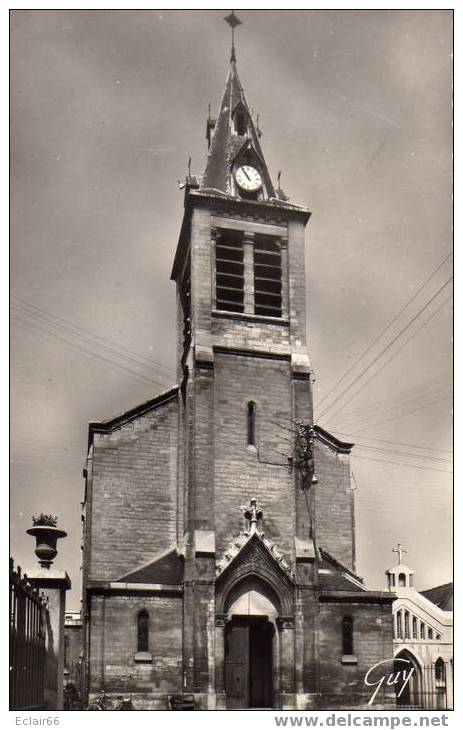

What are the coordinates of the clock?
(234, 165, 263, 193)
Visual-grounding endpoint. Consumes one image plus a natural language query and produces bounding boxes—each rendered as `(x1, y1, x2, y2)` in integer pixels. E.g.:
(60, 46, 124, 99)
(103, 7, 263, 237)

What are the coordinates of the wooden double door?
(225, 616, 274, 709)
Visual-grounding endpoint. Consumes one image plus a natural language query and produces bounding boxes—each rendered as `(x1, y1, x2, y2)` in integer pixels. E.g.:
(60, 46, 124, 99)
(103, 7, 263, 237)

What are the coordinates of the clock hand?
(242, 168, 251, 181)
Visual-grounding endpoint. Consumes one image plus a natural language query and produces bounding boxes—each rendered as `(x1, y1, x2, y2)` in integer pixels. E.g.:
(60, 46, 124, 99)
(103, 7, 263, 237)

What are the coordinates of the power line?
(351, 454, 452, 475)
(354, 394, 452, 433)
(12, 311, 170, 389)
(315, 251, 452, 413)
(328, 430, 452, 454)
(333, 378, 451, 431)
(353, 443, 452, 464)
(12, 295, 176, 377)
(318, 290, 452, 425)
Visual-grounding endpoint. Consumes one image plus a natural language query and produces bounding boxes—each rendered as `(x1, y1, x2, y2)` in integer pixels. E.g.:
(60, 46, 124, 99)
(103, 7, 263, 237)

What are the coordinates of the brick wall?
(213, 352, 295, 559)
(314, 441, 354, 570)
(87, 397, 179, 581)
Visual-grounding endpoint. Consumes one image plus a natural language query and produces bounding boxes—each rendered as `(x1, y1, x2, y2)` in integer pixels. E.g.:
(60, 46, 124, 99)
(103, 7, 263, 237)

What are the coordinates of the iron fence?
(396, 662, 452, 711)
(10, 558, 48, 709)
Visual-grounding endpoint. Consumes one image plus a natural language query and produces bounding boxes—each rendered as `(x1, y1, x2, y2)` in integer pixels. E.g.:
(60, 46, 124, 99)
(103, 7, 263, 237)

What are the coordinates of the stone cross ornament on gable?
(242, 497, 263, 536)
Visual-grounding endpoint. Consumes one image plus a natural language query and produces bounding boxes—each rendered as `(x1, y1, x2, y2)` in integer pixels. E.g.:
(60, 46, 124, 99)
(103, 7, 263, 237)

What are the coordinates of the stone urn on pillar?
(26, 514, 71, 710)
(27, 514, 67, 569)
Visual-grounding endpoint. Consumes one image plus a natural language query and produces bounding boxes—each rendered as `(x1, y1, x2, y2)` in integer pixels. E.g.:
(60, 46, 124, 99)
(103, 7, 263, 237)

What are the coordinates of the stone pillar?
(214, 614, 228, 709)
(277, 616, 296, 709)
(28, 568, 71, 710)
(243, 231, 255, 314)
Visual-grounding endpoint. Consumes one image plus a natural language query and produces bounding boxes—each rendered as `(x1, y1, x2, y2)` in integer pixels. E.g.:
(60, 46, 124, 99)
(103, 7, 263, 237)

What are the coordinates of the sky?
(10, 10, 453, 608)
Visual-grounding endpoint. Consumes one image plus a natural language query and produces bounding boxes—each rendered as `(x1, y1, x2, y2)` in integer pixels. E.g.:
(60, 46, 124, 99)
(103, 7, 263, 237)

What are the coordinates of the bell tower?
(171, 36, 320, 708)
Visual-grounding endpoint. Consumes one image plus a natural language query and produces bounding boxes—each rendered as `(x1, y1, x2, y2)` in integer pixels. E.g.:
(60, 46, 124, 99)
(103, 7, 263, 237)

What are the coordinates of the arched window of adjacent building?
(435, 658, 446, 690)
(398, 572, 406, 587)
(342, 616, 354, 655)
(247, 401, 256, 446)
(396, 611, 403, 639)
(420, 622, 425, 640)
(137, 609, 149, 653)
(404, 611, 410, 639)
(412, 616, 418, 639)
(428, 627, 433, 640)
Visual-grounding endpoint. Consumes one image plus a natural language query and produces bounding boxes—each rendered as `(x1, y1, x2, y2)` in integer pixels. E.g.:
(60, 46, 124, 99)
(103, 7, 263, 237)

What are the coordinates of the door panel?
(225, 621, 249, 709)
(225, 617, 274, 709)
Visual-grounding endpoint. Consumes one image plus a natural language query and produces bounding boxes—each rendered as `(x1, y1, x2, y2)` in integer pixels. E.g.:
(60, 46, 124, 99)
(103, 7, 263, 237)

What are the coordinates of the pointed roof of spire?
(201, 60, 276, 198)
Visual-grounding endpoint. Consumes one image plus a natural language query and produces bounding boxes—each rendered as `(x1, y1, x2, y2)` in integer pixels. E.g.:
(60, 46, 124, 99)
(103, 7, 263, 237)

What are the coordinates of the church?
(81, 27, 395, 710)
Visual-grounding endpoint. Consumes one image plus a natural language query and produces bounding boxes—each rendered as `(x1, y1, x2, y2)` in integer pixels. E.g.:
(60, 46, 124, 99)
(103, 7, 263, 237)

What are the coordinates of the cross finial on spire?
(392, 542, 407, 565)
(224, 11, 242, 63)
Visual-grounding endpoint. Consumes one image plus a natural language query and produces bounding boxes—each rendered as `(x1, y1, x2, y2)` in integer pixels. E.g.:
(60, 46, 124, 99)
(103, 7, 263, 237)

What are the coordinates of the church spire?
(201, 12, 277, 199)
(202, 54, 276, 199)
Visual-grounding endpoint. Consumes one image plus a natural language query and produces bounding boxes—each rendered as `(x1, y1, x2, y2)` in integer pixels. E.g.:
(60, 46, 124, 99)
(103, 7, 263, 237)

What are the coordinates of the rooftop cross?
(392, 542, 407, 565)
(224, 10, 243, 63)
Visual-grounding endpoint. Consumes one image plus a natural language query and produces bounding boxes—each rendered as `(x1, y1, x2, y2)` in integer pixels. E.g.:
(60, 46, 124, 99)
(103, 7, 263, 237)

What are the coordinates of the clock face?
(234, 165, 263, 193)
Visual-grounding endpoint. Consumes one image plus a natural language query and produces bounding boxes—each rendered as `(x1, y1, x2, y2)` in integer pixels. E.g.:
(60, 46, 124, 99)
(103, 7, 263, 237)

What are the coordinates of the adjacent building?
(386, 554, 453, 710)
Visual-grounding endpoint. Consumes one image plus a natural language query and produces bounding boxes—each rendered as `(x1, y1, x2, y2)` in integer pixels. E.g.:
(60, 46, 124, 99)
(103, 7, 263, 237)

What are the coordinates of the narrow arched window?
(428, 627, 433, 640)
(396, 611, 403, 639)
(398, 572, 406, 587)
(412, 616, 417, 639)
(404, 611, 410, 639)
(137, 609, 149, 653)
(435, 658, 446, 684)
(420, 622, 425, 639)
(247, 401, 256, 446)
(342, 616, 354, 655)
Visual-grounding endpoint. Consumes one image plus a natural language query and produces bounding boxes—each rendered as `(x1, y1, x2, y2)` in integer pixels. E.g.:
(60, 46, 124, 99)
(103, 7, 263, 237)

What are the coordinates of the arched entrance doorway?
(395, 650, 422, 709)
(224, 577, 279, 709)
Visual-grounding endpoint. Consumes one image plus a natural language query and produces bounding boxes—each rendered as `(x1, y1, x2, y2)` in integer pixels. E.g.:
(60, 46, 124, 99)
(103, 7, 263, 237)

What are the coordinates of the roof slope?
(420, 582, 453, 611)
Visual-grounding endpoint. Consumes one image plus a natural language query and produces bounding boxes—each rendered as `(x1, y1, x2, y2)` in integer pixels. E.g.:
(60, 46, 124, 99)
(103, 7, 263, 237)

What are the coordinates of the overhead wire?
(318, 291, 452, 426)
(315, 251, 452, 413)
(11, 295, 176, 377)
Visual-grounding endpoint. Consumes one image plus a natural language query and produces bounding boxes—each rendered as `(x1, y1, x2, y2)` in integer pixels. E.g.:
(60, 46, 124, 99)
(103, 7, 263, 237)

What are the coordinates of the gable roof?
(420, 582, 453, 611)
(88, 386, 178, 447)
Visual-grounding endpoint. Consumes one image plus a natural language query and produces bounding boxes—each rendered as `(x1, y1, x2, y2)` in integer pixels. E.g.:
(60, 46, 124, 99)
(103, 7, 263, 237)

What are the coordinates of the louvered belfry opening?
(254, 235, 282, 317)
(215, 230, 245, 312)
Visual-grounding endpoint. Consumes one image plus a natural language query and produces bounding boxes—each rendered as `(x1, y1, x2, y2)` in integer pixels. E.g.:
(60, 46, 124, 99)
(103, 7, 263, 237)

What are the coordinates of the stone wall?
(318, 599, 395, 709)
(88, 593, 183, 709)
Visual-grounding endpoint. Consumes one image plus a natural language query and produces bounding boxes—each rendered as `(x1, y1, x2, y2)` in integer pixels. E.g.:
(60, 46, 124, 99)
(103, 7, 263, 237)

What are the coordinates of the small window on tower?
(254, 235, 282, 317)
(247, 401, 256, 446)
(235, 110, 247, 136)
(398, 572, 406, 587)
(180, 255, 191, 363)
(215, 231, 244, 313)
